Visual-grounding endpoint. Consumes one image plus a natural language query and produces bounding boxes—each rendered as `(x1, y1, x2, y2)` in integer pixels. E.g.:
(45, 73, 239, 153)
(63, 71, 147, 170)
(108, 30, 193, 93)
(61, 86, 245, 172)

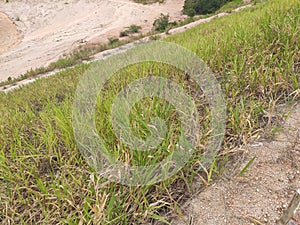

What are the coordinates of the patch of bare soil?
(172, 103, 300, 225)
(0, 12, 23, 55)
(0, 0, 185, 82)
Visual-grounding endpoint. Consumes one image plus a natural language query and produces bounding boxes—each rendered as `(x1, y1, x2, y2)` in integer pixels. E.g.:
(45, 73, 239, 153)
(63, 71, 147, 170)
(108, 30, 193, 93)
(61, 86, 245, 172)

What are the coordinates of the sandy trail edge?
(172, 103, 300, 225)
(1, 4, 252, 93)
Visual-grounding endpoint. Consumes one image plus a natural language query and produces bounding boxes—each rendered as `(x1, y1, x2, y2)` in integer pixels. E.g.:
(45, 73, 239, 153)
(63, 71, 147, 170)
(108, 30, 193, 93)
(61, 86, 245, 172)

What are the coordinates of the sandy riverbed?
(0, 0, 185, 82)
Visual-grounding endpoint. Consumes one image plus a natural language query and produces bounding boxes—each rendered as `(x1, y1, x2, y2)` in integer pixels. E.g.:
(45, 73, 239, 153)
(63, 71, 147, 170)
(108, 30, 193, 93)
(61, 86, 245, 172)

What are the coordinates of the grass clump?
(153, 13, 178, 32)
(120, 24, 142, 37)
(0, 0, 299, 224)
(108, 37, 119, 45)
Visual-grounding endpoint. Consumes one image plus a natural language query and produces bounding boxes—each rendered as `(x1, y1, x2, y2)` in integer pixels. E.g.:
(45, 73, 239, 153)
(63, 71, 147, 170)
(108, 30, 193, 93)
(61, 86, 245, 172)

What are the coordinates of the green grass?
(217, 0, 249, 13)
(120, 25, 142, 37)
(0, 0, 299, 224)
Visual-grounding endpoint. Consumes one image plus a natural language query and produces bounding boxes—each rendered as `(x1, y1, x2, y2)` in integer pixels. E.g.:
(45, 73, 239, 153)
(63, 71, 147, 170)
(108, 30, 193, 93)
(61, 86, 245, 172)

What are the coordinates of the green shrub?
(183, 0, 232, 15)
(120, 31, 129, 37)
(153, 13, 170, 31)
(128, 24, 142, 33)
(120, 25, 142, 37)
(185, 7, 196, 17)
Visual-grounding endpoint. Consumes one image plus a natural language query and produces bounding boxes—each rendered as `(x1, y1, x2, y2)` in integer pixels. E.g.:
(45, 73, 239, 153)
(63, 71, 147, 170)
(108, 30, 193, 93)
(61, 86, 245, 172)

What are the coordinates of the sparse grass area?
(120, 25, 142, 37)
(0, 44, 108, 87)
(0, 0, 299, 224)
(0, 35, 145, 88)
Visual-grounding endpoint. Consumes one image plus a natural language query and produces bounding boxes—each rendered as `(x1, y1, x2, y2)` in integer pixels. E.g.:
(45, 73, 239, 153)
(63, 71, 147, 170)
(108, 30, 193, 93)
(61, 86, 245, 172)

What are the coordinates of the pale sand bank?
(0, 12, 23, 55)
(0, 0, 184, 82)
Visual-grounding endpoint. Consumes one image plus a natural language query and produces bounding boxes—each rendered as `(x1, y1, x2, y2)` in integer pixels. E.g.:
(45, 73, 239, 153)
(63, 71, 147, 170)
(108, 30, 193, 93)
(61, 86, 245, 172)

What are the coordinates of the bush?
(128, 24, 142, 33)
(185, 8, 196, 17)
(119, 25, 142, 37)
(153, 14, 170, 31)
(119, 31, 129, 37)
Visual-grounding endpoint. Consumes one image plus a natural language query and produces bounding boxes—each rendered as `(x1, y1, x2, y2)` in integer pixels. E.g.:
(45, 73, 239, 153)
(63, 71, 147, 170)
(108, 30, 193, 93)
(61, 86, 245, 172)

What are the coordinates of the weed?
(108, 37, 119, 45)
(153, 13, 170, 31)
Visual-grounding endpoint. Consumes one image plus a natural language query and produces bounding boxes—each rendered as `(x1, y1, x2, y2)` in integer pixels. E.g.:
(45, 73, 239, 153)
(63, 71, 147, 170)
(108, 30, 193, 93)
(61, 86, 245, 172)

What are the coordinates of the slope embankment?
(0, 0, 184, 82)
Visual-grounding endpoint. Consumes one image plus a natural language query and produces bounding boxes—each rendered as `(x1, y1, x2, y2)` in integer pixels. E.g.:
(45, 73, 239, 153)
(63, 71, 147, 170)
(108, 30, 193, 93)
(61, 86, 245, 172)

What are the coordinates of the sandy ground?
(0, 12, 23, 55)
(0, 0, 185, 82)
(172, 103, 300, 225)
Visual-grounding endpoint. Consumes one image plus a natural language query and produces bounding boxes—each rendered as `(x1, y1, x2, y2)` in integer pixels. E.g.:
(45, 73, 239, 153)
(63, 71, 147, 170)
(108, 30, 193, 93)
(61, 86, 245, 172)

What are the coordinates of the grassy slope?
(0, 0, 299, 224)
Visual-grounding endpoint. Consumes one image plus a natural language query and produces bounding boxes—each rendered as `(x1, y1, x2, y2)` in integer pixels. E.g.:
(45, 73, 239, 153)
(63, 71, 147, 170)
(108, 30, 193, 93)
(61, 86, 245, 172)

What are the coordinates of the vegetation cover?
(0, 0, 299, 224)
(183, 0, 232, 16)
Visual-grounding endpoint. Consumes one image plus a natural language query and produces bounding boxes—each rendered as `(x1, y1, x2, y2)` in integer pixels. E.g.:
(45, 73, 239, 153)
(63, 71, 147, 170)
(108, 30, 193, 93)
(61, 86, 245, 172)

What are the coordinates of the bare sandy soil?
(0, 12, 23, 55)
(0, 0, 185, 82)
(172, 103, 300, 225)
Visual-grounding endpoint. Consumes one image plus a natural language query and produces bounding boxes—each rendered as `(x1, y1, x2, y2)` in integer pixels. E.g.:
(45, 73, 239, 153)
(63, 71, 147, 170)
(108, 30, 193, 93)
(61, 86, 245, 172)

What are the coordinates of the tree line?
(183, 0, 232, 17)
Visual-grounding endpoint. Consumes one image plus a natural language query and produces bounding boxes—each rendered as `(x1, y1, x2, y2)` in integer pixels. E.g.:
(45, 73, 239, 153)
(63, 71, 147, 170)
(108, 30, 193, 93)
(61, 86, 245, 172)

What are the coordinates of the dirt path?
(0, 0, 185, 82)
(172, 103, 300, 225)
